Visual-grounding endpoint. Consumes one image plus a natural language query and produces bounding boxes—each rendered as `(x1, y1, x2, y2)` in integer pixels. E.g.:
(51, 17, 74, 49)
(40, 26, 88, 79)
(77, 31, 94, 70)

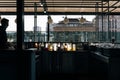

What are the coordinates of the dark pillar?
(16, 0, 25, 80)
(102, 0, 104, 42)
(115, 19, 117, 42)
(34, 2, 37, 42)
(17, 0, 24, 51)
(47, 18, 50, 42)
(107, 0, 110, 42)
(95, 2, 99, 42)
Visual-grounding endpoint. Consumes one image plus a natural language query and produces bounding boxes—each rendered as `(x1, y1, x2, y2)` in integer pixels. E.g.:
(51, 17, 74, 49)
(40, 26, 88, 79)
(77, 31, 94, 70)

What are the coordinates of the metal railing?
(7, 31, 120, 43)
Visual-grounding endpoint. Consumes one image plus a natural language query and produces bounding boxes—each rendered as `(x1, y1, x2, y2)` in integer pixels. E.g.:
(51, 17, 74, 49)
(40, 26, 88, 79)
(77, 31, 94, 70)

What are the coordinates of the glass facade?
(3, 15, 120, 43)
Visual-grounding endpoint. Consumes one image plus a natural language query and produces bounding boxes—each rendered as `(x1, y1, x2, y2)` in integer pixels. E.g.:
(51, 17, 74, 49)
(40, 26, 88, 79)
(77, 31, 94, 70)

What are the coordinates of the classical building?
(53, 18, 96, 32)
(51, 18, 96, 42)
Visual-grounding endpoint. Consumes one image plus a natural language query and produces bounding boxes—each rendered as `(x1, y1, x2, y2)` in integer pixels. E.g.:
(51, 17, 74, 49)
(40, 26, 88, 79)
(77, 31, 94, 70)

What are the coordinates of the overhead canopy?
(0, 0, 120, 15)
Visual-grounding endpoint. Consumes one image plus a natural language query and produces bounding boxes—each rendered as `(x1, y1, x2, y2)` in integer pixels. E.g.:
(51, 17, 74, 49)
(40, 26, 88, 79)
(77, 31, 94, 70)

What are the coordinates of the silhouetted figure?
(111, 37, 115, 44)
(0, 18, 9, 49)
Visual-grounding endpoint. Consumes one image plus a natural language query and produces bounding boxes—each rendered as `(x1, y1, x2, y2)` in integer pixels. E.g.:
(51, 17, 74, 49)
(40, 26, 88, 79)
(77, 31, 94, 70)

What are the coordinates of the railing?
(7, 31, 120, 43)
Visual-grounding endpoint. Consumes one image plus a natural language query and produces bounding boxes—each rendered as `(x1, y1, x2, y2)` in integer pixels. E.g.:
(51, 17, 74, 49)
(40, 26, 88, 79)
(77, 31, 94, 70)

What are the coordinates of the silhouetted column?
(17, 0, 24, 51)
(107, 0, 110, 42)
(17, 0, 25, 80)
(34, 2, 37, 42)
(101, 0, 103, 42)
(47, 21, 50, 42)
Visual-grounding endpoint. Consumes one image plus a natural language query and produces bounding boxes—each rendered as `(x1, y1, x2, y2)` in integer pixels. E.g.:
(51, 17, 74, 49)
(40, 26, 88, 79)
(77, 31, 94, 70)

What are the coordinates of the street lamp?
(48, 15, 53, 24)
(64, 16, 69, 24)
(47, 15, 53, 42)
(79, 16, 86, 24)
(0, 15, 2, 23)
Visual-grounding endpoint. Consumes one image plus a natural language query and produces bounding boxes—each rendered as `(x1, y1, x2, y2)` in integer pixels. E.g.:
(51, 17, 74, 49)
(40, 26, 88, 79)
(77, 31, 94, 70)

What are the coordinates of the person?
(0, 18, 9, 49)
(111, 36, 115, 44)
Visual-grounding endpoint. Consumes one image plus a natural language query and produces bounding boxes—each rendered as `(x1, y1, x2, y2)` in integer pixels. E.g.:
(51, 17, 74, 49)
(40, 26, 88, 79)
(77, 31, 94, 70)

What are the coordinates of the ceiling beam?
(1, 12, 120, 15)
(103, 1, 120, 12)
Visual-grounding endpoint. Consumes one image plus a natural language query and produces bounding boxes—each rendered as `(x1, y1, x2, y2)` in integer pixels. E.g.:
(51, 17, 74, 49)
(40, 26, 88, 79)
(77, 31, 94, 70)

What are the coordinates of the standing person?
(111, 36, 115, 44)
(0, 18, 9, 49)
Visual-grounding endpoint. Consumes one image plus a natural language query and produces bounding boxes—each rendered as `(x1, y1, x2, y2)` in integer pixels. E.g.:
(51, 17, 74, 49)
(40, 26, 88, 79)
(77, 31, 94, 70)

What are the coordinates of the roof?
(58, 18, 91, 24)
(0, 0, 120, 15)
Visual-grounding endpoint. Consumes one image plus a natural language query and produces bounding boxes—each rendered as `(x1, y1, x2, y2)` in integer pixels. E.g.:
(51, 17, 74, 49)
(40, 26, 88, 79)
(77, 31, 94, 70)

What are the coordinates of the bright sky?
(1, 15, 95, 32)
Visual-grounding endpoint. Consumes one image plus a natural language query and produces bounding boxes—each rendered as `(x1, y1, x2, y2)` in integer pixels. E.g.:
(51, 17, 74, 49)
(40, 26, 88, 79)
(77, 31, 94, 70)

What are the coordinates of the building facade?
(51, 18, 96, 42)
(95, 15, 119, 42)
